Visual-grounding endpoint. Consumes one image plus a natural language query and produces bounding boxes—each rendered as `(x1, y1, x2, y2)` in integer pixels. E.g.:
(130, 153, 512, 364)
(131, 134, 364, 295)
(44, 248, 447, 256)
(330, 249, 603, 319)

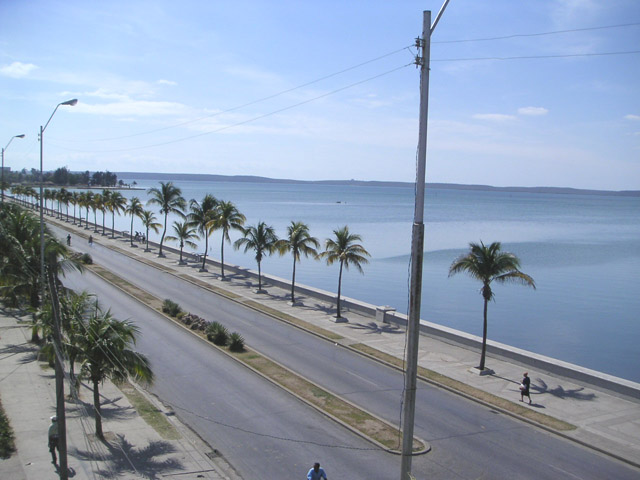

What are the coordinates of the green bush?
(0, 400, 16, 459)
(162, 299, 181, 317)
(228, 332, 245, 352)
(80, 253, 93, 264)
(206, 321, 229, 346)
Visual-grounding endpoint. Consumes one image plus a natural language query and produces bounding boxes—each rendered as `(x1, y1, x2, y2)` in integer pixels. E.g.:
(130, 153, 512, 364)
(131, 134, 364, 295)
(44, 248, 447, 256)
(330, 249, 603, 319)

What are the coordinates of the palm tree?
(100, 190, 111, 235)
(234, 221, 278, 292)
(58, 188, 72, 221)
(449, 241, 536, 371)
(91, 193, 102, 233)
(319, 226, 370, 318)
(213, 200, 245, 280)
(77, 307, 153, 439)
(147, 182, 186, 257)
(165, 221, 199, 264)
(140, 209, 161, 252)
(106, 191, 127, 238)
(125, 197, 144, 247)
(187, 194, 217, 271)
(276, 221, 319, 304)
(71, 191, 80, 224)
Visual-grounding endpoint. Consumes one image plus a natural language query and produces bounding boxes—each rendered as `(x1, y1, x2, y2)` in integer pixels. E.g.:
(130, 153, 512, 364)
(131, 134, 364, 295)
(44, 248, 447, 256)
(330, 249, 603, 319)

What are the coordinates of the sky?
(1, 0, 639, 190)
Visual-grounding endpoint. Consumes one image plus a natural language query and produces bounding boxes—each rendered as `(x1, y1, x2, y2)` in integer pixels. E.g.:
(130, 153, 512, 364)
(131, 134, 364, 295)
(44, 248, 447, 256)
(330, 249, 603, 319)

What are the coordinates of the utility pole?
(400, 4, 450, 480)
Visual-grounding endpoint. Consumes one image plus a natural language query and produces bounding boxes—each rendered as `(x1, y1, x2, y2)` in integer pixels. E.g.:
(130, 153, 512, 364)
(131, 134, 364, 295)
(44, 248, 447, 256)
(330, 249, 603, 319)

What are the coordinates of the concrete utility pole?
(39, 98, 77, 480)
(400, 3, 450, 480)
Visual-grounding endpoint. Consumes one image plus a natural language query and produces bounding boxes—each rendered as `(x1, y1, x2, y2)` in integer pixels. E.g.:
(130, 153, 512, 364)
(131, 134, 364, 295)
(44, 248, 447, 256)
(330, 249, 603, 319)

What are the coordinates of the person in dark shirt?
(520, 372, 532, 404)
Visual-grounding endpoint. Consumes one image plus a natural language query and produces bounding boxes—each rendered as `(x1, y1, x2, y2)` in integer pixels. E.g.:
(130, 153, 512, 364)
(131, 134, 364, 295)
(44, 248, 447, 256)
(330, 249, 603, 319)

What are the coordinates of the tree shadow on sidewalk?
(72, 433, 182, 479)
(348, 321, 403, 335)
(533, 378, 597, 401)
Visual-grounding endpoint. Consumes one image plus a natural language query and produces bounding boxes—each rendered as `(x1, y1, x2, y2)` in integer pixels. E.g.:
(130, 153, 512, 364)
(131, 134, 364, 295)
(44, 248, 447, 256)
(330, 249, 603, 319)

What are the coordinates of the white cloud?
(625, 114, 640, 121)
(157, 79, 177, 86)
(0, 61, 38, 78)
(472, 113, 517, 122)
(518, 107, 549, 116)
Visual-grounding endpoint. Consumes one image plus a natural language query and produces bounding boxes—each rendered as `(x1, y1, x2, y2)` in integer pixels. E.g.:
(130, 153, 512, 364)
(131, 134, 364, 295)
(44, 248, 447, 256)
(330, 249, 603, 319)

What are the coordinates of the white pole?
(400, 3, 450, 477)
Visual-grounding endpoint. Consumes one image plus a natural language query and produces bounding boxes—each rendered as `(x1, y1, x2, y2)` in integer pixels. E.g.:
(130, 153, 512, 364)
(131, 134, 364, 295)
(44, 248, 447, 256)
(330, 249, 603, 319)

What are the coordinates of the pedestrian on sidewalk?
(48, 416, 59, 465)
(520, 372, 532, 404)
(307, 462, 328, 480)
(66, 234, 71, 246)
(89, 235, 93, 246)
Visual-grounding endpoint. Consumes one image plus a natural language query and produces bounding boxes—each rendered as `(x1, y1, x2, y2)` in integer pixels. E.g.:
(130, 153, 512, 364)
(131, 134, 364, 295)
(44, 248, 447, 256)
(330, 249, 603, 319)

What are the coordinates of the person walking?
(48, 416, 59, 465)
(520, 372, 532, 404)
(89, 235, 93, 246)
(66, 234, 71, 246)
(307, 462, 327, 480)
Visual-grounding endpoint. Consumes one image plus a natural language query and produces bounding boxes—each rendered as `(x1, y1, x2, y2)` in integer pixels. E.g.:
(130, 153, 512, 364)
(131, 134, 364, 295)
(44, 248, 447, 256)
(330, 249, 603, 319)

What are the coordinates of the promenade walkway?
(2, 211, 639, 478)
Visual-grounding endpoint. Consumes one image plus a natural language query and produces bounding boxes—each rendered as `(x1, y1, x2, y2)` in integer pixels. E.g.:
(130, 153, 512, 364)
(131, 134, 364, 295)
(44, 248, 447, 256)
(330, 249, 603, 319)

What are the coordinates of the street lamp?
(39, 98, 77, 480)
(1, 134, 25, 203)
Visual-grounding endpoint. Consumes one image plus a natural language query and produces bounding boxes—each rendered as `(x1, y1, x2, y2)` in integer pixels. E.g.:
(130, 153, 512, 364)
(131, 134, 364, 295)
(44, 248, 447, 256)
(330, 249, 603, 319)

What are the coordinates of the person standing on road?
(48, 416, 59, 465)
(66, 234, 71, 246)
(520, 372, 532, 404)
(307, 462, 327, 480)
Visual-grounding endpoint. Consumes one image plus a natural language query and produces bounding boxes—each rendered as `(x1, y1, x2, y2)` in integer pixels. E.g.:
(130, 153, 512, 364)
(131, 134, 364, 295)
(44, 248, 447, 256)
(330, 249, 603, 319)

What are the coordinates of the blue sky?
(1, 0, 639, 190)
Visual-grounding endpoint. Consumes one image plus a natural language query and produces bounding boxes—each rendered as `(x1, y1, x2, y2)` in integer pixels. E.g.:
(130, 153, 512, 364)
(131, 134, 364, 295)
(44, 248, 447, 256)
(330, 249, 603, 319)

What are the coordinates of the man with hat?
(48, 415, 59, 465)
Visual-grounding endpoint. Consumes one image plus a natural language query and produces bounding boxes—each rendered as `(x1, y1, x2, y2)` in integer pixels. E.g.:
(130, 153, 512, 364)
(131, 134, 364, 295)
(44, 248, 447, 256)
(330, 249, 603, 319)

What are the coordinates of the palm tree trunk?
(93, 379, 104, 439)
(258, 261, 262, 291)
(130, 216, 134, 246)
(220, 236, 225, 279)
(159, 213, 167, 256)
(479, 298, 488, 370)
(291, 257, 297, 303)
(201, 236, 208, 271)
(111, 214, 116, 238)
(336, 261, 344, 317)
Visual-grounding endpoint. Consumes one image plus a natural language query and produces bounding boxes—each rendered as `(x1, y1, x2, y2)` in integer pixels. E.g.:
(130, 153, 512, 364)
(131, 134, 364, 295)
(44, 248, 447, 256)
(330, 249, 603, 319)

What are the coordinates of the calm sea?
(107, 178, 640, 382)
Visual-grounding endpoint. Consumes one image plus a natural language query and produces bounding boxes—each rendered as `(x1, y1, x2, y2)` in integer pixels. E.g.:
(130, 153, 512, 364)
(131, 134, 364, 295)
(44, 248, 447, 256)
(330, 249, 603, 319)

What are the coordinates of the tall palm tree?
(71, 191, 80, 224)
(319, 226, 370, 318)
(107, 191, 127, 238)
(234, 221, 278, 292)
(449, 241, 536, 371)
(125, 197, 144, 247)
(99, 190, 111, 235)
(91, 193, 102, 233)
(140, 209, 161, 252)
(165, 221, 199, 264)
(213, 200, 245, 280)
(187, 194, 217, 271)
(147, 182, 186, 257)
(276, 221, 319, 304)
(77, 308, 153, 439)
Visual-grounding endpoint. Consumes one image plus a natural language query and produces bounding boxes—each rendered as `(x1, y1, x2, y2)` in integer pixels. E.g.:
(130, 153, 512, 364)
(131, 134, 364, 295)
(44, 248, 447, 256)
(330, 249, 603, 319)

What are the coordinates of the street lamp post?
(39, 98, 77, 480)
(1, 134, 25, 203)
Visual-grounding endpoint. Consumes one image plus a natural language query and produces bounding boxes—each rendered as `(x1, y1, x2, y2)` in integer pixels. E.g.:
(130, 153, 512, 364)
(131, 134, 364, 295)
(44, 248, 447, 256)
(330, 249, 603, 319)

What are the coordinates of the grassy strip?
(89, 264, 423, 451)
(119, 381, 180, 440)
(243, 300, 344, 341)
(351, 344, 576, 432)
(0, 398, 16, 459)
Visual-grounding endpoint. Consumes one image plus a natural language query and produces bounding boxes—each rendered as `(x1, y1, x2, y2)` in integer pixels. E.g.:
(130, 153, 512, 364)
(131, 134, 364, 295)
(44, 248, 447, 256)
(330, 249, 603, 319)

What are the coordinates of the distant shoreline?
(115, 172, 640, 198)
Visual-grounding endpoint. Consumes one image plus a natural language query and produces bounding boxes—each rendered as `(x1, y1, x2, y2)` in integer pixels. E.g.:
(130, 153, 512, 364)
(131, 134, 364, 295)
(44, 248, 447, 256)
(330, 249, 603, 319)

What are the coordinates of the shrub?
(80, 253, 93, 265)
(162, 299, 181, 317)
(0, 399, 16, 459)
(228, 332, 245, 352)
(206, 321, 229, 346)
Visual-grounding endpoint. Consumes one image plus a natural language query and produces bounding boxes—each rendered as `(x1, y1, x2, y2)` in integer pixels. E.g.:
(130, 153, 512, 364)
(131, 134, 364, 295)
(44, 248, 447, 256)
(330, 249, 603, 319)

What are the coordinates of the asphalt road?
(58, 226, 638, 479)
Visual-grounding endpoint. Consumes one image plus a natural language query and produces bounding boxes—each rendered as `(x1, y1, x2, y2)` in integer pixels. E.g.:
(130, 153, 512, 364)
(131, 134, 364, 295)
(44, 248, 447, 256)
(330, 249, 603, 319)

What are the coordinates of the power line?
(432, 49, 640, 62)
(83, 45, 413, 143)
(434, 22, 640, 44)
(49, 62, 414, 154)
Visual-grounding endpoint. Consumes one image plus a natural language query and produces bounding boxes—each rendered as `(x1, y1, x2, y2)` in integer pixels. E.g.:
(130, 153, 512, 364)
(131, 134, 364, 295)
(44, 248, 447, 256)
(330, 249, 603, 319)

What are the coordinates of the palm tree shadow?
(533, 378, 597, 401)
(72, 433, 182, 479)
(348, 322, 403, 335)
(0, 342, 39, 363)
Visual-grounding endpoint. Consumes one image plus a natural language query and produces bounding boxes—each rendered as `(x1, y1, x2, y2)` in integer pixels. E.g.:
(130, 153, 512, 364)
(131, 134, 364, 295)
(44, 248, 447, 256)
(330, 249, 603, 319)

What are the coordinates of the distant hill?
(116, 172, 640, 197)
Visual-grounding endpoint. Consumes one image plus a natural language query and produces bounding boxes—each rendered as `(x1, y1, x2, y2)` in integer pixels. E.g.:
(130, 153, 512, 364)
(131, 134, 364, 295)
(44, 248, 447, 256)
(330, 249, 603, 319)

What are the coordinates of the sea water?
(106, 178, 640, 382)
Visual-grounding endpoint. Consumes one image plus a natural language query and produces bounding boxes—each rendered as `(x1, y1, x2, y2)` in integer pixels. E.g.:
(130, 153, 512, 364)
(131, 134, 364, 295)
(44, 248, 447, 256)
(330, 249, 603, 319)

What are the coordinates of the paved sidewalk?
(0, 310, 241, 480)
(60, 220, 640, 470)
